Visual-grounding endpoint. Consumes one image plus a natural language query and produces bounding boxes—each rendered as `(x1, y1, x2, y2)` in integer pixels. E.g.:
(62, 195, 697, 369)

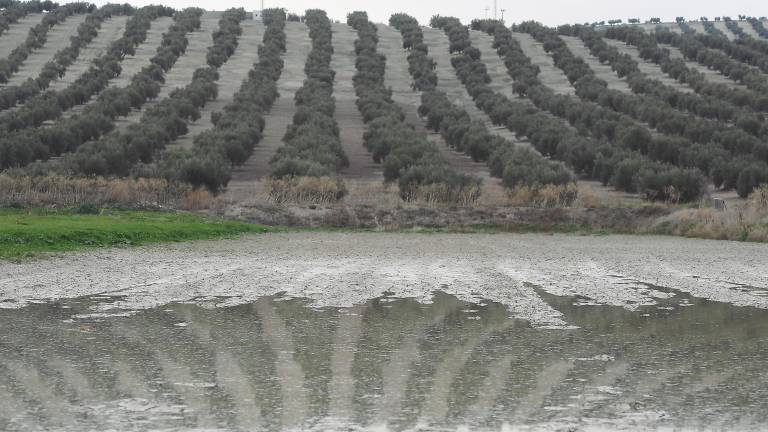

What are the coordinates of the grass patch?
(0, 208, 274, 260)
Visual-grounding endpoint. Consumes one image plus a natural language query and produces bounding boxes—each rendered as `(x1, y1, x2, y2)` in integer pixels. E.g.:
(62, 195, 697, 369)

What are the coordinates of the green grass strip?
(0, 208, 273, 260)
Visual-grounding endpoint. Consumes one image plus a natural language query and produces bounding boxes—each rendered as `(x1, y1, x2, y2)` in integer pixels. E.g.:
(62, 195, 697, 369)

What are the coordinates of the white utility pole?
(501, 8, 506, 22)
(494, 0, 497, 19)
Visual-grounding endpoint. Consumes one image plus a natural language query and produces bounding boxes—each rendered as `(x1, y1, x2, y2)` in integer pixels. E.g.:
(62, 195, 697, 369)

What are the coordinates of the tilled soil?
(2, 232, 767, 329)
(3, 14, 87, 87)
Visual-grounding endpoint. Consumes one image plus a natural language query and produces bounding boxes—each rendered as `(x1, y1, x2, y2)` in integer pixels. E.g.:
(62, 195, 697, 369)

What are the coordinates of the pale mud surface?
(1, 233, 767, 323)
(0, 13, 43, 60)
(113, 14, 219, 131)
(602, 38, 695, 93)
(2, 233, 768, 431)
(170, 20, 263, 149)
(47, 16, 128, 91)
(510, 31, 575, 95)
(330, 22, 380, 180)
(559, 35, 633, 94)
(229, 22, 310, 185)
(3, 14, 87, 87)
(62, 16, 175, 119)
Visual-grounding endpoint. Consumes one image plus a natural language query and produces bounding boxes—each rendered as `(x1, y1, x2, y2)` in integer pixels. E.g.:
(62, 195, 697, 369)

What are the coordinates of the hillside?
(1, 3, 768, 214)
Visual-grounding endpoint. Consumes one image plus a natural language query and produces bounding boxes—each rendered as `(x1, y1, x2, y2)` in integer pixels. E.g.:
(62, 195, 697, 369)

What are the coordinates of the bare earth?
(1, 232, 766, 328)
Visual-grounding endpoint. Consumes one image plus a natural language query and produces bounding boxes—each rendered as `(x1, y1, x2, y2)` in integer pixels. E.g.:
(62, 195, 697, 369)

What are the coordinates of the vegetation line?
(0, 208, 272, 260)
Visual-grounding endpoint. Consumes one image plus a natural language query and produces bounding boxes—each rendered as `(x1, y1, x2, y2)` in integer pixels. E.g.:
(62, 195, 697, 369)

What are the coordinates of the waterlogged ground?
(1, 233, 768, 430)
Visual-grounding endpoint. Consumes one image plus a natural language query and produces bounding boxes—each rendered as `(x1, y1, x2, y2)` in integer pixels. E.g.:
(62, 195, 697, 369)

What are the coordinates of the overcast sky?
(79, 0, 766, 26)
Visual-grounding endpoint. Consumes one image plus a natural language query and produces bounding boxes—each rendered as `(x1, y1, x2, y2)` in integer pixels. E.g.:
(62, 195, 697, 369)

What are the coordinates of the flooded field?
(1, 233, 768, 430)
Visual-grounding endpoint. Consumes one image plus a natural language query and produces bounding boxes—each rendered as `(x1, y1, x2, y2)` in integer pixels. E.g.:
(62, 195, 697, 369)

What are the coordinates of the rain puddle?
(1, 288, 767, 431)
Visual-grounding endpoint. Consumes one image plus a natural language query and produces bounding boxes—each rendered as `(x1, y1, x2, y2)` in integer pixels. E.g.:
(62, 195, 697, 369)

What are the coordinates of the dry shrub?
(182, 189, 218, 210)
(0, 174, 192, 208)
(400, 182, 481, 206)
(652, 186, 768, 242)
(267, 176, 347, 204)
(507, 183, 579, 208)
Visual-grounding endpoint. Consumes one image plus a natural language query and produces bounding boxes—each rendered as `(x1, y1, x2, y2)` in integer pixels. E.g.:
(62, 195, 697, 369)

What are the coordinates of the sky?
(76, 0, 767, 26)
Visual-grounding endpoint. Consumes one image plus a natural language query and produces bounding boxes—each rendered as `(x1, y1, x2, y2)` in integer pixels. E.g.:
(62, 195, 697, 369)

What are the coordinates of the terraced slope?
(48, 16, 128, 91)
(170, 19, 264, 149)
(113, 14, 220, 130)
(231, 21, 310, 182)
(0, 13, 43, 60)
(510, 32, 575, 95)
(560, 35, 633, 93)
(330, 22, 380, 179)
(687, 21, 707, 34)
(602, 39, 694, 93)
(3, 14, 87, 87)
(62, 16, 176, 119)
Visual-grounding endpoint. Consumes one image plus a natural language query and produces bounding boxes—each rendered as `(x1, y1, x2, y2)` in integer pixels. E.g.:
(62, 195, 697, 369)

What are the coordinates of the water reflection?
(0, 289, 767, 430)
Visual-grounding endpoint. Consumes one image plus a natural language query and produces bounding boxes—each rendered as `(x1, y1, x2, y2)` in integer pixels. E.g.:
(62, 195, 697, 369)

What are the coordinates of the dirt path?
(560, 35, 633, 93)
(0, 13, 43, 60)
(62, 16, 175, 119)
(330, 22, 380, 180)
(47, 16, 128, 91)
(229, 22, 311, 184)
(169, 20, 263, 149)
(511, 32, 575, 95)
(602, 38, 694, 93)
(113, 14, 220, 131)
(3, 14, 87, 87)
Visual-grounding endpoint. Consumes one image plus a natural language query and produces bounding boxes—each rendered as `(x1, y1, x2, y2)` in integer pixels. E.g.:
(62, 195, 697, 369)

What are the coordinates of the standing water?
(1, 288, 767, 430)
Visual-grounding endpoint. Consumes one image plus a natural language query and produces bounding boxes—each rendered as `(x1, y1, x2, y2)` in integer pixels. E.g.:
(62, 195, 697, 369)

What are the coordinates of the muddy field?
(1, 232, 768, 430)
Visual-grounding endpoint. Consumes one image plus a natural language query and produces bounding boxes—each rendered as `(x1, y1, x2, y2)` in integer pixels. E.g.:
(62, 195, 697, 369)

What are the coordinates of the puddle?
(0, 289, 767, 430)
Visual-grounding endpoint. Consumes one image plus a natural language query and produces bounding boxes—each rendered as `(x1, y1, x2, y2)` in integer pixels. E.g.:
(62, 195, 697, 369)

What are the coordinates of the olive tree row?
(0, 4, 136, 111)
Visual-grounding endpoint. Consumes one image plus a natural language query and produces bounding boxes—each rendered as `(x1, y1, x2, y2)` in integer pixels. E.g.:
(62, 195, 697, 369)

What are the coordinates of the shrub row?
(349, 12, 478, 200)
(604, 26, 768, 112)
(428, 16, 575, 190)
(38, 8, 252, 186)
(748, 18, 768, 39)
(270, 9, 348, 178)
(0, 4, 136, 111)
(473, 19, 708, 201)
(0, 2, 93, 84)
(0, 6, 189, 170)
(655, 26, 768, 96)
(519, 21, 765, 196)
(565, 25, 765, 135)
(158, 8, 287, 191)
